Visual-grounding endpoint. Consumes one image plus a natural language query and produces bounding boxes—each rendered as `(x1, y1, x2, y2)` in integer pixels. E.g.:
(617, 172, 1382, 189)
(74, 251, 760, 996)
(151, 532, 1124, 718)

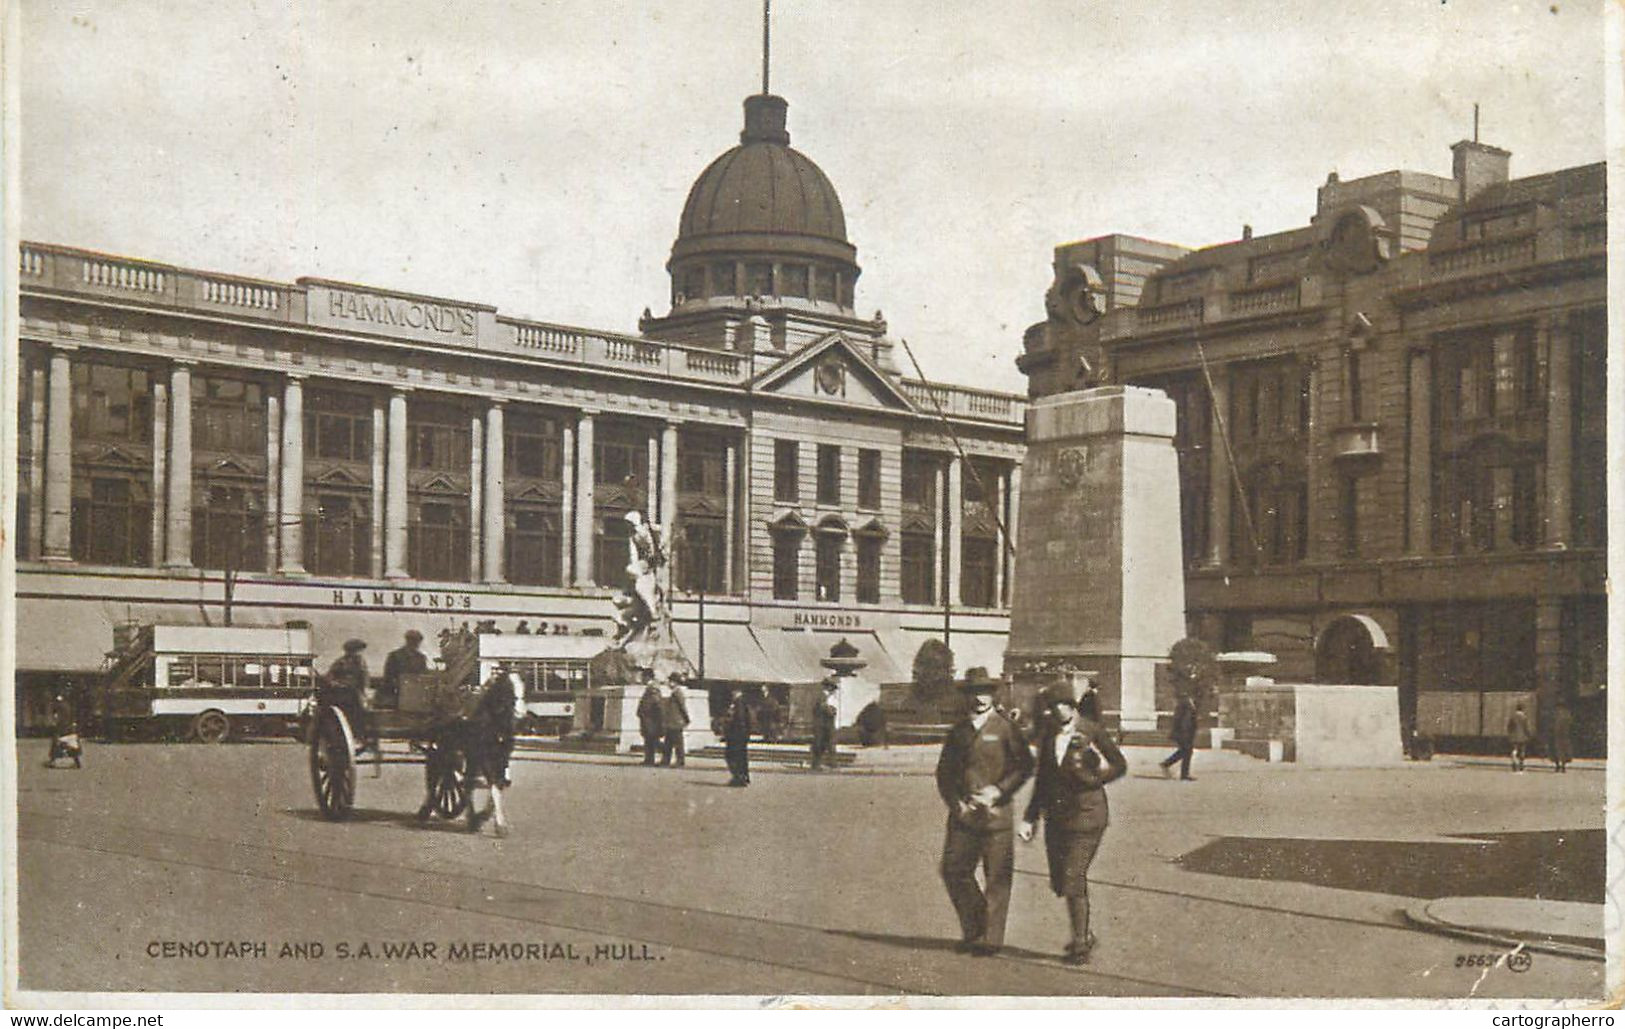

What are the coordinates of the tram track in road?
(17, 806, 1221, 997)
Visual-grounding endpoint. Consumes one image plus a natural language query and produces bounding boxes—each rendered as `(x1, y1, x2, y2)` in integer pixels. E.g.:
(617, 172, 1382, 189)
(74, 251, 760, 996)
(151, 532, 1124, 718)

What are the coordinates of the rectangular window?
(595, 427, 647, 492)
(858, 449, 881, 510)
(194, 375, 266, 455)
(1340, 475, 1360, 559)
(856, 535, 881, 604)
(815, 533, 842, 601)
(772, 531, 800, 600)
(505, 410, 563, 482)
(676, 517, 726, 593)
(960, 537, 997, 608)
(507, 503, 562, 586)
(193, 481, 267, 571)
(679, 435, 727, 495)
(780, 264, 809, 298)
(710, 262, 736, 296)
(901, 533, 935, 604)
(1347, 351, 1364, 422)
(817, 444, 841, 505)
(305, 490, 372, 577)
(746, 262, 773, 296)
(72, 362, 153, 444)
(409, 500, 470, 582)
(594, 513, 633, 589)
(902, 453, 938, 510)
(813, 266, 836, 303)
(306, 388, 373, 463)
(71, 476, 152, 567)
(408, 399, 471, 472)
(774, 439, 799, 503)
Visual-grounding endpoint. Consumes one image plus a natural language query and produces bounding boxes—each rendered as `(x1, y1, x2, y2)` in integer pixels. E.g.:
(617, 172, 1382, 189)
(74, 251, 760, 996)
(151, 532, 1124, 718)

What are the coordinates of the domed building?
(641, 92, 896, 370)
(12, 85, 1027, 744)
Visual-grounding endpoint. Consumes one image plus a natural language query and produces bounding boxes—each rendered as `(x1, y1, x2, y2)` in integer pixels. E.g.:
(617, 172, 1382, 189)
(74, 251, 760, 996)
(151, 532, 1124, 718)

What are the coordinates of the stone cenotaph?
(1005, 385, 1186, 732)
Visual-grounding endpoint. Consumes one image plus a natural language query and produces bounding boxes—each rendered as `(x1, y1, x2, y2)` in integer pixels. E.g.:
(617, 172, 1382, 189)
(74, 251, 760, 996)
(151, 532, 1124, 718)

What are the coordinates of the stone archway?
(1315, 614, 1389, 685)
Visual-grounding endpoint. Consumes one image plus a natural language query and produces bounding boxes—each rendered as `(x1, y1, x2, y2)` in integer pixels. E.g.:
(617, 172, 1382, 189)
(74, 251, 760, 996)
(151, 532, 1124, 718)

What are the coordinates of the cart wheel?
(310, 707, 356, 821)
(426, 747, 470, 819)
(193, 709, 231, 744)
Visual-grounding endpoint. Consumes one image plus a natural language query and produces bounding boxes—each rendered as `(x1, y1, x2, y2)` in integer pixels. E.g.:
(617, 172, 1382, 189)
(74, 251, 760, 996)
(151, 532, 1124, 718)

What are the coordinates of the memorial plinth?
(1218, 682, 1404, 765)
(1005, 386, 1185, 732)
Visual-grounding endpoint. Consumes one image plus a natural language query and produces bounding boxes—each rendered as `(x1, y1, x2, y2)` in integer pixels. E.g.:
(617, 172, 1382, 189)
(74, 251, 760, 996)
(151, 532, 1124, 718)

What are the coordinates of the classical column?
(1206, 366, 1231, 567)
(646, 434, 659, 521)
(659, 422, 679, 534)
(992, 465, 1007, 607)
(573, 411, 596, 586)
(1543, 317, 1573, 547)
(933, 462, 947, 602)
(148, 378, 167, 566)
(277, 375, 306, 575)
(946, 455, 963, 606)
(560, 420, 576, 585)
(370, 396, 386, 578)
(384, 389, 410, 579)
(163, 361, 194, 568)
(41, 346, 75, 561)
(264, 389, 281, 570)
(27, 363, 46, 559)
(1406, 349, 1433, 555)
(1004, 463, 1021, 606)
(483, 402, 506, 583)
(723, 435, 738, 593)
(469, 411, 483, 581)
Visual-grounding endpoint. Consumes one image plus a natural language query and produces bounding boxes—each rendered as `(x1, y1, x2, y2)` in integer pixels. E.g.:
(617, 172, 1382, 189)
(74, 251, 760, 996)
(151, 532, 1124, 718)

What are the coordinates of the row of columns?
(28, 349, 727, 588)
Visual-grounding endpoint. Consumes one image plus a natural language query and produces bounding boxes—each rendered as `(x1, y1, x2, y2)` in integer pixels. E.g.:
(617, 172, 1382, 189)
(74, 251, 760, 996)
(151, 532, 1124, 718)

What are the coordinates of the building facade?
(1021, 141, 1607, 753)
(13, 91, 1024, 729)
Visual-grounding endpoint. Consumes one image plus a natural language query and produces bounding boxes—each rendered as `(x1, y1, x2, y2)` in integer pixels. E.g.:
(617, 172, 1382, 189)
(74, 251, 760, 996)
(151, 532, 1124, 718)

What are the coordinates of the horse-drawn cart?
(308, 653, 486, 822)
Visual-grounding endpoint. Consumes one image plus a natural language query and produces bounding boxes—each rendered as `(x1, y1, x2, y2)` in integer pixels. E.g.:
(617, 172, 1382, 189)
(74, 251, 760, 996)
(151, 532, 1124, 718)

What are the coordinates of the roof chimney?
(1451, 140, 1511, 204)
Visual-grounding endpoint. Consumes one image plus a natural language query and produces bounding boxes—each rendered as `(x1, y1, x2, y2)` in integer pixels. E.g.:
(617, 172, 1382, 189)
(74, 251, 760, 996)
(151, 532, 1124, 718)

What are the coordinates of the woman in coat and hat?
(1019, 678, 1127, 964)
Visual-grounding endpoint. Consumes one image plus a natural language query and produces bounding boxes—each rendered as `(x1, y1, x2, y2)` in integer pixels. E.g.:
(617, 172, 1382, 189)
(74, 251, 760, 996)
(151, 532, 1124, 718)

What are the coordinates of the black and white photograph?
(3, 0, 1618, 1009)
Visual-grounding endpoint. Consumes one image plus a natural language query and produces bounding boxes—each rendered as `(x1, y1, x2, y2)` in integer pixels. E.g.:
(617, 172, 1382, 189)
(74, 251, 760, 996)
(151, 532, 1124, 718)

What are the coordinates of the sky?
(18, 1, 1610, 394)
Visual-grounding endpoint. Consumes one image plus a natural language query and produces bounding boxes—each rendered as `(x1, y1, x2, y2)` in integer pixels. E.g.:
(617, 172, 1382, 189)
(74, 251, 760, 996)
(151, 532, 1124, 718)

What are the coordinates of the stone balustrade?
(1427, 234, 1537, 274)
(901, 379, 1025, 424)
(1229, 281, 1300, 316)
(1137, 297, 1205, 329)
(18, 241, 1023, 414)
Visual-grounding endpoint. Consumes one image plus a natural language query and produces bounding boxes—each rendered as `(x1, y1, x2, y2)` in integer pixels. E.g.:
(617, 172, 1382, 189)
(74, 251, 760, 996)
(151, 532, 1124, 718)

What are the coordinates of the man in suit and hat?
(381, 629, 428, 710)
(1159, 692, 1199, 781)
(934, 667, 1034, 956)
(636, 675, 666, 766)
(810, 676, 839, 771)
(324, 638, 372, 743)
(1020, 678, 1128, 963)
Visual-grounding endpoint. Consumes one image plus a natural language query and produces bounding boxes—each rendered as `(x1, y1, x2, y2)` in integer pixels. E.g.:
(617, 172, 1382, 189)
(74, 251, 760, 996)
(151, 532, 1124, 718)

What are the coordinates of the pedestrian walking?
(381, 629, 428, 709)
(637, 678, 666, 766)
(934, 667, 1034, 957)
(1158, 692, 1199, 781)
(722, 686, 754, 786)
(1507, 702, 1532, 772)
(44, 688, 83, 769)
(662, 678, 691, 767)
(1549, 701, 1574, 773)
(810, 677, 838, 771)
(1019, 680, 1128, 964)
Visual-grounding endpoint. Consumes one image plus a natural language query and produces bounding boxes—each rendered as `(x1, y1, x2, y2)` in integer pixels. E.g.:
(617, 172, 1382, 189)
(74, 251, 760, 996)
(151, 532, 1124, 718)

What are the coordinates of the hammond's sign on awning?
(301, 279, 495, 347)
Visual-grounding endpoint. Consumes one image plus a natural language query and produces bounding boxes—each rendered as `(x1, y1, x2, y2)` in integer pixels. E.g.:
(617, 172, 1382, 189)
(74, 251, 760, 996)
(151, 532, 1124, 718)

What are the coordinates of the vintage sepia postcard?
(3, 0, 1619, 1011)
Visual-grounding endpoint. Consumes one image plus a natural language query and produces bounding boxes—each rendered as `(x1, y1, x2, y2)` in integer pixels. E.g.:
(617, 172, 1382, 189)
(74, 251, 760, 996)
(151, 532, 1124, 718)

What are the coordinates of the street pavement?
(13, 739, 1609, 1001)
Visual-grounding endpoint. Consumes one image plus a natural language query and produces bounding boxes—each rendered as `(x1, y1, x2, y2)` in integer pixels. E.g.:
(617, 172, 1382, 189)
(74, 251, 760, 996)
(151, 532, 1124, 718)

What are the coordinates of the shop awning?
(751, 628, 911, 685)
(672, 622, 777, 683)
(895, 627, 1008, 677)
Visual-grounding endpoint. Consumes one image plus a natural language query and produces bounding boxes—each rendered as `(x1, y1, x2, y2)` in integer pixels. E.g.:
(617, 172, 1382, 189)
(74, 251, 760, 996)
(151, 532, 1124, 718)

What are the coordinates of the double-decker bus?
(97, 625, 316, 742)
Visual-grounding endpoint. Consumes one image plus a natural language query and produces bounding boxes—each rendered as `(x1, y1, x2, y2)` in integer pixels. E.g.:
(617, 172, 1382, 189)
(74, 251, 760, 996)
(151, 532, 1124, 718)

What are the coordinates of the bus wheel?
(193, 710, 231, 744)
